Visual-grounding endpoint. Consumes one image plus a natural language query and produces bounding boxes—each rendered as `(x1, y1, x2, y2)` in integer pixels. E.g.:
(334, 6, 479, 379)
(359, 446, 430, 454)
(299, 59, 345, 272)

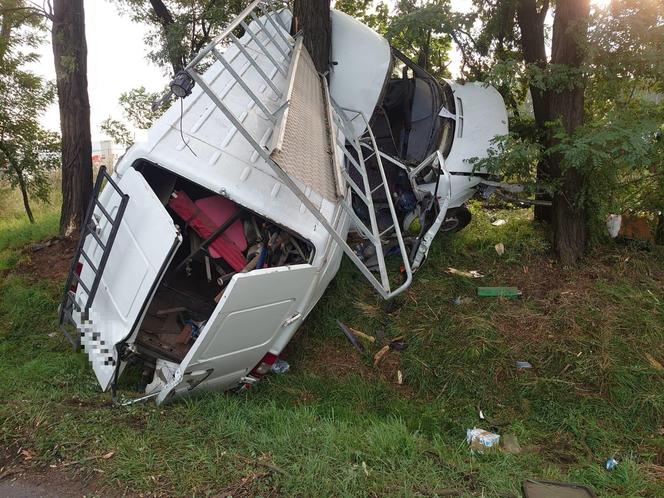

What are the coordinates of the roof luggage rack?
(171, 0, 412, 298)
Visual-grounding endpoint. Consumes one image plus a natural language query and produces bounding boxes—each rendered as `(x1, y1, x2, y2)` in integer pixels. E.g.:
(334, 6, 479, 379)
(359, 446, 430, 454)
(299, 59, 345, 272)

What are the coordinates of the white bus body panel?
(156, 264, 317, 402)
(442, 81, 509, 207)
(74, 168, 181, 390)
(329, 10, 391, 137)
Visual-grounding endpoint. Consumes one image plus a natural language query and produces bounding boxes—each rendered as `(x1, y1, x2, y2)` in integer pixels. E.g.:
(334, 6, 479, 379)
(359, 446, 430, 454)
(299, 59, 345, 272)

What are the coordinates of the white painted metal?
(70, 1, 509, 401)
(434, 81, 509, 208)
(329, 10, 391, 138)
(73, 167, 181, 390)
(412, 151, 452, 270)
(157, 264, 317, 403)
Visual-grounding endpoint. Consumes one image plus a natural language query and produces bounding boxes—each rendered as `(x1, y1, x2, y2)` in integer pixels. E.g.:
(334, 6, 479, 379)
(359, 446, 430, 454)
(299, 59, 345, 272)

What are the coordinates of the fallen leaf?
(492, 219, 507, 226)
(447, 267, 485, 278)
(645, 353, 664, 371)
(389, 336, 407, 351)
(495, 243, 505, 255)
(349, 327, 375, 343)
(20, 449, 34, 460)
(373, 345, 390, 366)
(102, 451, 115, 459)
(397, 370, 403, 385)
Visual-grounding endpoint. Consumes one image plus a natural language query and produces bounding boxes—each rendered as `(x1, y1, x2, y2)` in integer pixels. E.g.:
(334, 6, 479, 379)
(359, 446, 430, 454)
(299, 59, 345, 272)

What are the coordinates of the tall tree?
(115, 0, 245, 76)
(516, 0, 553, 222)
(293, 0, 331, 74)
(51, 0, 93, 237)
(548, 0, 591, 264)
(0, 0, 60, 223)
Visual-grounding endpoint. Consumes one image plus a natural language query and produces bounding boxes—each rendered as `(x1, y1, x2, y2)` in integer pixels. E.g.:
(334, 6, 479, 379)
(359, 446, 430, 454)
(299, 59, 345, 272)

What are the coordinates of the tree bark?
(549, 0, 590, 265)
(656, 212, 664, 245)
(293, 0, 331, 74)
(17, 171, 34, 223)
(51, 0, 93, 237)
(516, 0, 553, 223)
(0, 142, 34, 223)
(148, 0, 183, 75)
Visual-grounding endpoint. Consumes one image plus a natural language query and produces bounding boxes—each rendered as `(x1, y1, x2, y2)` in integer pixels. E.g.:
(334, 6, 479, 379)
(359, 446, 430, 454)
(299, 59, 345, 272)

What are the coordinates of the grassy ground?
(0, 197, 662, 497)
(0, 184, 60, 270)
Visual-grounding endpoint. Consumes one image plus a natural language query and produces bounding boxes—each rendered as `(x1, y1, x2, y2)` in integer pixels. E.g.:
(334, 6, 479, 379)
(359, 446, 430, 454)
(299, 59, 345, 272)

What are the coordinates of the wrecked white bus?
(59, 1, 507, 404)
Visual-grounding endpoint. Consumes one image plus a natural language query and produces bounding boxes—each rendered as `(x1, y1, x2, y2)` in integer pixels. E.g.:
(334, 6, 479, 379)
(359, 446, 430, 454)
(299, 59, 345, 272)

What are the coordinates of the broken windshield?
(372, 49, 455, 164)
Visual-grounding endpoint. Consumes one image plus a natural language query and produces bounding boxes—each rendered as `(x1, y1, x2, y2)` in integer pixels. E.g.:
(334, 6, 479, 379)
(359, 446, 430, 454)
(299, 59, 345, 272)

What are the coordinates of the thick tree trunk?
(293, 0, 331, 74)
(549, 0, 590, 265)
(51, 0, 93, 237)
(516, 0, 553, 223)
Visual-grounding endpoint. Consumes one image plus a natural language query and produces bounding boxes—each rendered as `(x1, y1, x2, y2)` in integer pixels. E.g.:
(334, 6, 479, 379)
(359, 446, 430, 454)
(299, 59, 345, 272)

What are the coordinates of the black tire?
(440, 205, 472, 233)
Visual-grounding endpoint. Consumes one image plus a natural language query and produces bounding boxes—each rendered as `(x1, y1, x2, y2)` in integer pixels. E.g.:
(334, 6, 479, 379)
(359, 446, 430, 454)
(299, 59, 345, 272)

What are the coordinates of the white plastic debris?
(438, 106, 456, 120)
(271, 358, 290, 374)
(466, 428, 500, 452)
(145, 359, 180, 394)
(606, 214, 621, 238)
(447, 267, 485, 278)
(491, 219, 507, 226)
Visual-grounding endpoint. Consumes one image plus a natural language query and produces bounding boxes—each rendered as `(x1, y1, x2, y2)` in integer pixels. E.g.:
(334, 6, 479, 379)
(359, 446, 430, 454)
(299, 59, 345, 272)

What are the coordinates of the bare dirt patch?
(0, 441, 126, 498)
(12, 237, 77, 284)
(287, 330, 415, 396)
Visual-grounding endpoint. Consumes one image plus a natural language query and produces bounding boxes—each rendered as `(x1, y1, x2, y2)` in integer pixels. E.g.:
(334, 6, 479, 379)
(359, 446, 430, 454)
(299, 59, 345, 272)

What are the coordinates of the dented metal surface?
(59, 0, 508, 403)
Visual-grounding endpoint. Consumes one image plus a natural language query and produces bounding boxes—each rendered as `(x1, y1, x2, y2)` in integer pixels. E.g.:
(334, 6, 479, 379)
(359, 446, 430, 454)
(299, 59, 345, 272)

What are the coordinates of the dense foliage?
(0, 0, 60, 223)
(472, 0, 664, 242)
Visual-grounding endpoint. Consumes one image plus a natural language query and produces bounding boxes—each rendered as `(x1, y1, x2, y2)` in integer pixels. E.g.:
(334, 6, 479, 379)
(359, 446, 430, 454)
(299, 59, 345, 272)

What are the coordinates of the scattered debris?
(447, 267, 485, 278)
(30, 237, 60, 252)
(397, 370, 403, 385)
(516, 361, 533, 370)
(466, 428, 500, 452)
(495, 242, 505, 255)
(389, 336, 407, 351)
(607, 213, 655, 243)
(478, 409, 485, 420)
(522, 479, 597, 498)
(453, 296, 473, 306)
(337, 320, 365, 353)
(47, 332, 58, 338)
(349, 327, 376, 344)
(477, 287, 522, 298)
(605, 457, 619, 471)
(491, 219, 507, 227)
(20, 449, 35, 461)
(155, 306, 188, 316)
(373, 345, 390, 366)
(271, 358, 290, 374)
(501, 434, 522, 454)
(645, 353, 663, 371)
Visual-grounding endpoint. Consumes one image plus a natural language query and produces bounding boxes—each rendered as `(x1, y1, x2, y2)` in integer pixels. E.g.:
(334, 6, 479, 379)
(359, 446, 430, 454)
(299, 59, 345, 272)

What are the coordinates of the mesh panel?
(271, 48, 338, 201)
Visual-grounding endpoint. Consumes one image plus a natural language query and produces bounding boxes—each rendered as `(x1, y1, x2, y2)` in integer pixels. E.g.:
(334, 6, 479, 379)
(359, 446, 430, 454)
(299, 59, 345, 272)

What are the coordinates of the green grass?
(0, 197, 663, 497)
(0, 184, 61, 269)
